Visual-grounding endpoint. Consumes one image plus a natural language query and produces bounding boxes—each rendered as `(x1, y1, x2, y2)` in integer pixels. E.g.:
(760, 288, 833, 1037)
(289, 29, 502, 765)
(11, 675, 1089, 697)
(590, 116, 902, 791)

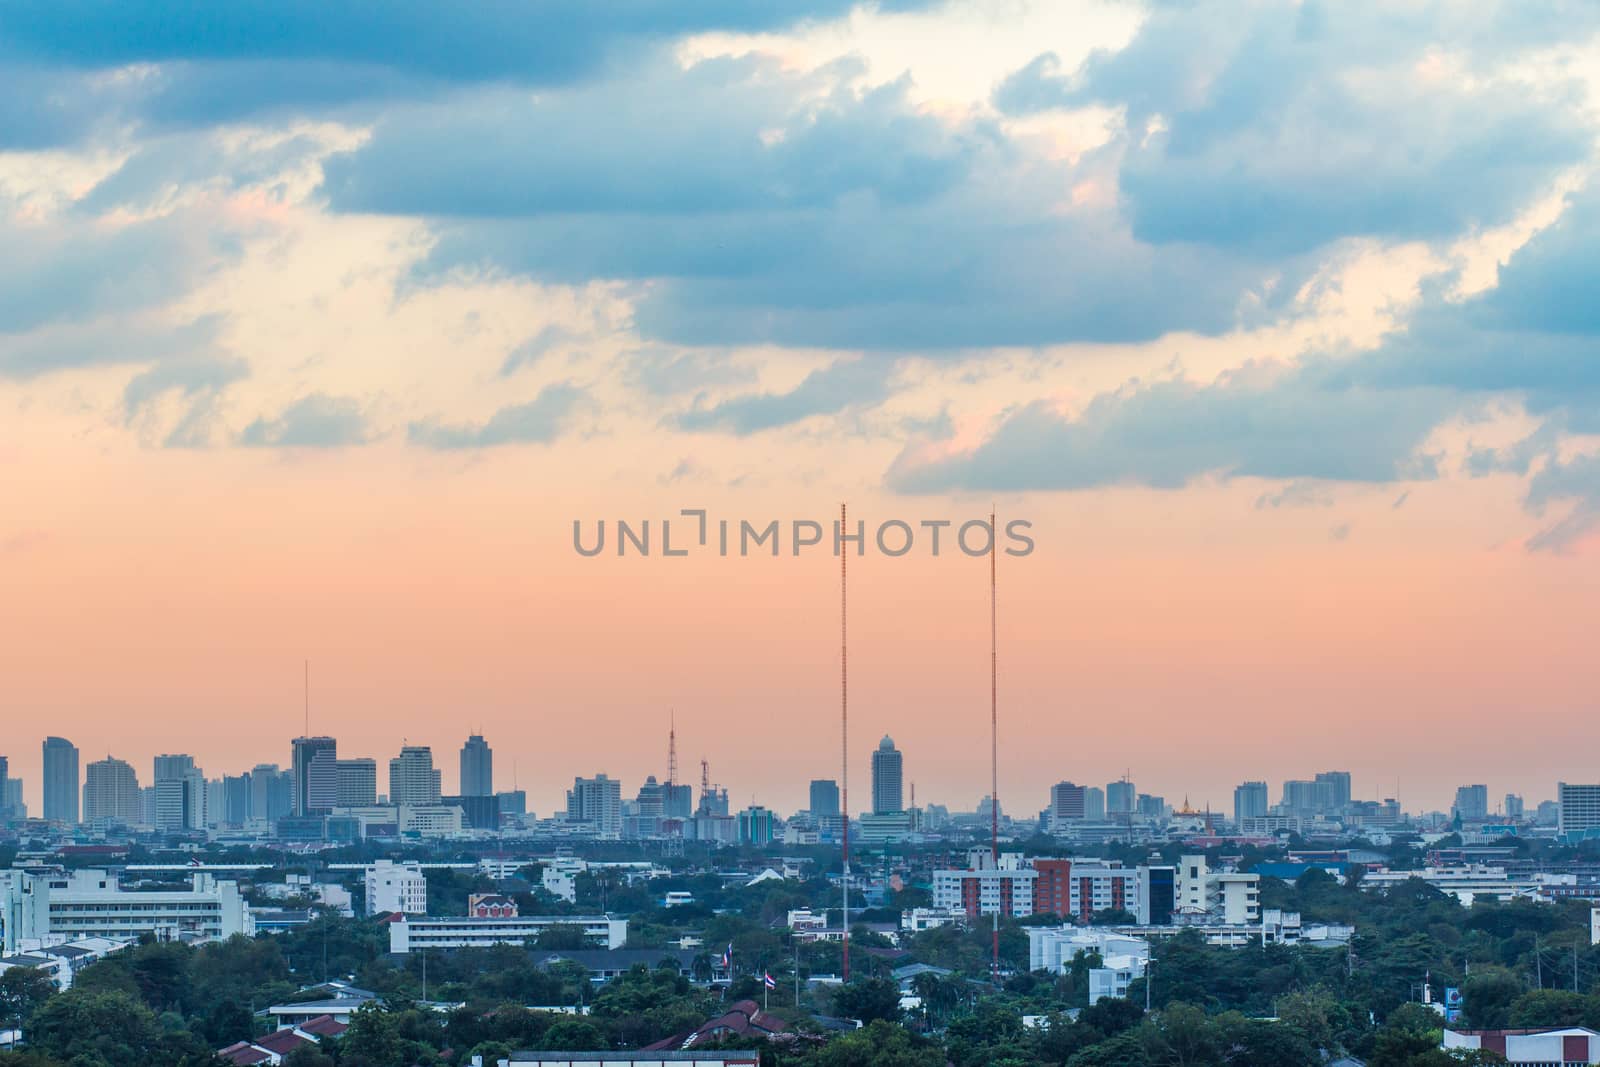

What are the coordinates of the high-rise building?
(250, 764, 293, 823)
(0, 756, 8, 821)
(1048, 782, 1086, 825)
(663, 781, 693, 819)
(1315, 771, 1352, 814)
(83, 757, 142, 823)
(809, 779, 841, 819)
(1280, 779, 1318, 816)
(2, 778, 22, 820)
(1234, 781, 1269, 823)
(496, 790, 527, 817)
(871, 735, 904, 815)
(336, 758, 378, 807)
(291, 737, 338, 817)
(566, 774, 622, 835)
(389, 746, 442, 806)
(153, 755, 205, 831)
(460, 735, 493, 797)
(222, 774, 252, 825)
(1084, 787, 1106, 821)
(42, 737, 80, 825)
(1453, 784, 1489, 822)
(1107, 778, 1136, 815)
(1505, 793, 1525, 821)
(737, 805, 775, 845)
(1558, 783, 1600, 838)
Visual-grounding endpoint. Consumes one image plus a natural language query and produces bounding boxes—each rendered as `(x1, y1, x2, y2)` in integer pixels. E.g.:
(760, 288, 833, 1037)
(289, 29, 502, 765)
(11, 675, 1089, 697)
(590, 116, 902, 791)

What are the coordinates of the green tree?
(832, 977, 902, 1024)
(0, 968, 56, 1030)
(1462, 968, 1523, 1029)
(814, 1019, 945, 1067)
(540, 1017, 607, 1050)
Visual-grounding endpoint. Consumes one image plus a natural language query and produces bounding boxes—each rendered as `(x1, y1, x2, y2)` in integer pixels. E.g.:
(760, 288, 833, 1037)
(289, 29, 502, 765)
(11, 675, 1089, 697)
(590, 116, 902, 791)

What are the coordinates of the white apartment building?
(901, 907, 967, 933)
(399, 804, 465, 837)
(364, 860, 429, 916)
(1174, 855, 1260, 925)
(389, 914, 627, 953)
(1026, 928, 1150, 1004)
(0, 869, 252, 951)
(932, 863, 1038, 918)
(1360, 864, 1558, 905)
(1559, 783, 1600, 838)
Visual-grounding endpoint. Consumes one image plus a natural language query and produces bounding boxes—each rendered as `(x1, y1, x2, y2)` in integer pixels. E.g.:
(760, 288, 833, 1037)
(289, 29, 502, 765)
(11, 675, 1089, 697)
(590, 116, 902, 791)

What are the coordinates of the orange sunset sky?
(3, 0, 1600, 817)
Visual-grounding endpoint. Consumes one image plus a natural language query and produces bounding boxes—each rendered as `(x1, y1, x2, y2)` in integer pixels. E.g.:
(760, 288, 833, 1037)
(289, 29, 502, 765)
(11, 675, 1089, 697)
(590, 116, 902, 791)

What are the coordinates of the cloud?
(888, 362, 1454, 493)
(500, 324, 575, 377)
(407, 382, 584, 449)
(0, 316, 223, 380)
(677, 357, 894, 434)
(324, 56, 1269, 350)
(0, 1, 939, 139)
(996, 4, 1593, 255)
(1524, 451, 1600, 552)
(239, 394, 373, 448)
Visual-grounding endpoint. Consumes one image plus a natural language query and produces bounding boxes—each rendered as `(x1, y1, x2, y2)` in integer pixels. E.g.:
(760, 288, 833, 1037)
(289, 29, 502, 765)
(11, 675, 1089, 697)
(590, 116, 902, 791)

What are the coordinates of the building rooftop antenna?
(668, 710, 678, 787)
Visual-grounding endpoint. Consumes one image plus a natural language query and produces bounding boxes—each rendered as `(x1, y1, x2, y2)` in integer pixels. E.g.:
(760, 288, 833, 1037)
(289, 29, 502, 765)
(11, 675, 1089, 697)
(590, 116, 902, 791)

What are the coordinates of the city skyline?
(0, 722, 1573, 822)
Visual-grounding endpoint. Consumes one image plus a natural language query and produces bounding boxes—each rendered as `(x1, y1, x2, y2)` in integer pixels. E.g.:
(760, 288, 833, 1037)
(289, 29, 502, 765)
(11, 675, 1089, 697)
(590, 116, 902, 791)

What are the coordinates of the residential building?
(83, 757, 141, 824)
(1233, 781, 1269, 823)
(389, 746, 442, 806)
(932, 853, 1038, 918)
(1027, 928, 1151, 1004)
(335, 759, 377, 807)
(497, 790, 528, 817)
(1107, 778, 1136, 815)
(291, 737, 338, 816)
(1084, 786, 1106, 821)
(42, 737, 79, 824)
(389, 915, 627, 953)
(460, 735, 493, 796)
(364, 860, 429, 916)
(1048, 782, 1086, 827)
(1505, 794, 1525, 820)
(251, 764, 293, 823)
(871, 736, 904, 814)
(153, 755, 206, 832)
(567, 774, 623, 836)
(1559, 783, 1600, 838)
(1032, 858, 1138, 921)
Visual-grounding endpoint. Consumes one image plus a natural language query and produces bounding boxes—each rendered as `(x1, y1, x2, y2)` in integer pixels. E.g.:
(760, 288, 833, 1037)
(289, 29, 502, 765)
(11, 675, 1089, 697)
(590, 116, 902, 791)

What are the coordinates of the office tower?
(635, 776, 665, 818)
(496, 790, 527, 817)
(460, 734, 493, 797)
(663, 781, 693, 818)
(871, 735, 904, 815)
(153, 754, 205, 831)
(810, 779, 841, 819)
(2, 778, 22, 820)
(1084, 786, 1106, 821)
(1107, 778, 1136, 814)
(1558, 783, 1600, 837)
(1281, 779, 1319, 816)
(42, 736, 80, 824)
(291, 737, 338, 816)
(336, 758, 378, 807)
(1453, 784, 1489, 822)
(1234, 781, 1269, 823)
(737, 805, 775, 845)
(1048, 781, 1086, 823)
(0, 756, 7, 820)
(83, 757, 141, 823)
(1505, 794, 1525, 821)
(389, 746, 442, 806)
(1136, 793, 1166, 818)
(222, 774, 252, 825)
(250, 764, 292, 823)
(1315, 771, 1352, 814)
(566, 774, 622, 835)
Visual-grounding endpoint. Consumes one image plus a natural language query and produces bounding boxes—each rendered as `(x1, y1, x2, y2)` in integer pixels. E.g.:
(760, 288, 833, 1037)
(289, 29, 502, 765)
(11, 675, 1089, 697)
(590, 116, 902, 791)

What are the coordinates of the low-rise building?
(389, 914, 627, 953)
(1444, 1027, 1600, 1064)
(0, 868, 252, 950)
(364, 860, 429, 916)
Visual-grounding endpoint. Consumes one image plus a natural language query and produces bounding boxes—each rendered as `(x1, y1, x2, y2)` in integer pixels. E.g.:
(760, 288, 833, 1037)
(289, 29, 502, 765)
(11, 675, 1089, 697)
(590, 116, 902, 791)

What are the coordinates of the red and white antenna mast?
(668, 710, 678, 787)
(840, 502, 851, 984)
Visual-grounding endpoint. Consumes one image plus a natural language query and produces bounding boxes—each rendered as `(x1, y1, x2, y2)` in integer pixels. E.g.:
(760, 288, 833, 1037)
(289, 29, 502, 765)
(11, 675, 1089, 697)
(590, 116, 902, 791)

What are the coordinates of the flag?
(720, 943, 732, 968)
(763, 971, 777, 990)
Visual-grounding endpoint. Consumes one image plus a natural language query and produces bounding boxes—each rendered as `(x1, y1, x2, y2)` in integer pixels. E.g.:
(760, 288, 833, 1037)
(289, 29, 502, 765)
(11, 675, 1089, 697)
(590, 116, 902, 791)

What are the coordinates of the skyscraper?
(1315, 771, 1353, 814)
(84, 757, 142, 823)
(1234, 781, 1269, 823)
(460, 734, 493, 797)
(291, 736, 338, 816)
(0, 756, 8, 821)
(153, 754, 205, 831)
(336, 758, 378, 806)
(1454, 784, 1489, 822)
(1107, 778, 1136, 814)
(871, 735, 904, 815)
(251, 764, 293, 823)
(42, 736, 79, 825)
(389, 745, 442, 806)
(567, 774, 622, 835)
(1084, 786, 1106, 821)
(1048, 781, 1086, 825)
(809, 779, 841, 819)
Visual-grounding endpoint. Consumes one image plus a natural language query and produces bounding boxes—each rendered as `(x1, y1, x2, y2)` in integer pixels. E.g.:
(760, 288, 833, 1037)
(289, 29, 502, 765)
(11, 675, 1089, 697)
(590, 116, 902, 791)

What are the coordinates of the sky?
(2, 0, 1600, 821)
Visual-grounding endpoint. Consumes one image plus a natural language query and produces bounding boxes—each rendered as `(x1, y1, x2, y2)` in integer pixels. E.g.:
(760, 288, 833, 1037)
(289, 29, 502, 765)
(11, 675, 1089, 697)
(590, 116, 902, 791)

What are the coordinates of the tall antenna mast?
(840, 501, 851, 984)
(990, 508, 1000, 982)
(668, 710, 678, 787)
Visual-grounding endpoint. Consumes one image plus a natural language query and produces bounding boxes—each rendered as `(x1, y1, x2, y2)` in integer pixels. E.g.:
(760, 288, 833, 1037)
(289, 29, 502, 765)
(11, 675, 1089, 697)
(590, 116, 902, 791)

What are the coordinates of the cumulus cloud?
(239, 394, 373, 448)
(407, 382, 585, 449)
(996, 3, 1592, 255)
(677, 357, 894, 434)
(887, 363, 1454, 493)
